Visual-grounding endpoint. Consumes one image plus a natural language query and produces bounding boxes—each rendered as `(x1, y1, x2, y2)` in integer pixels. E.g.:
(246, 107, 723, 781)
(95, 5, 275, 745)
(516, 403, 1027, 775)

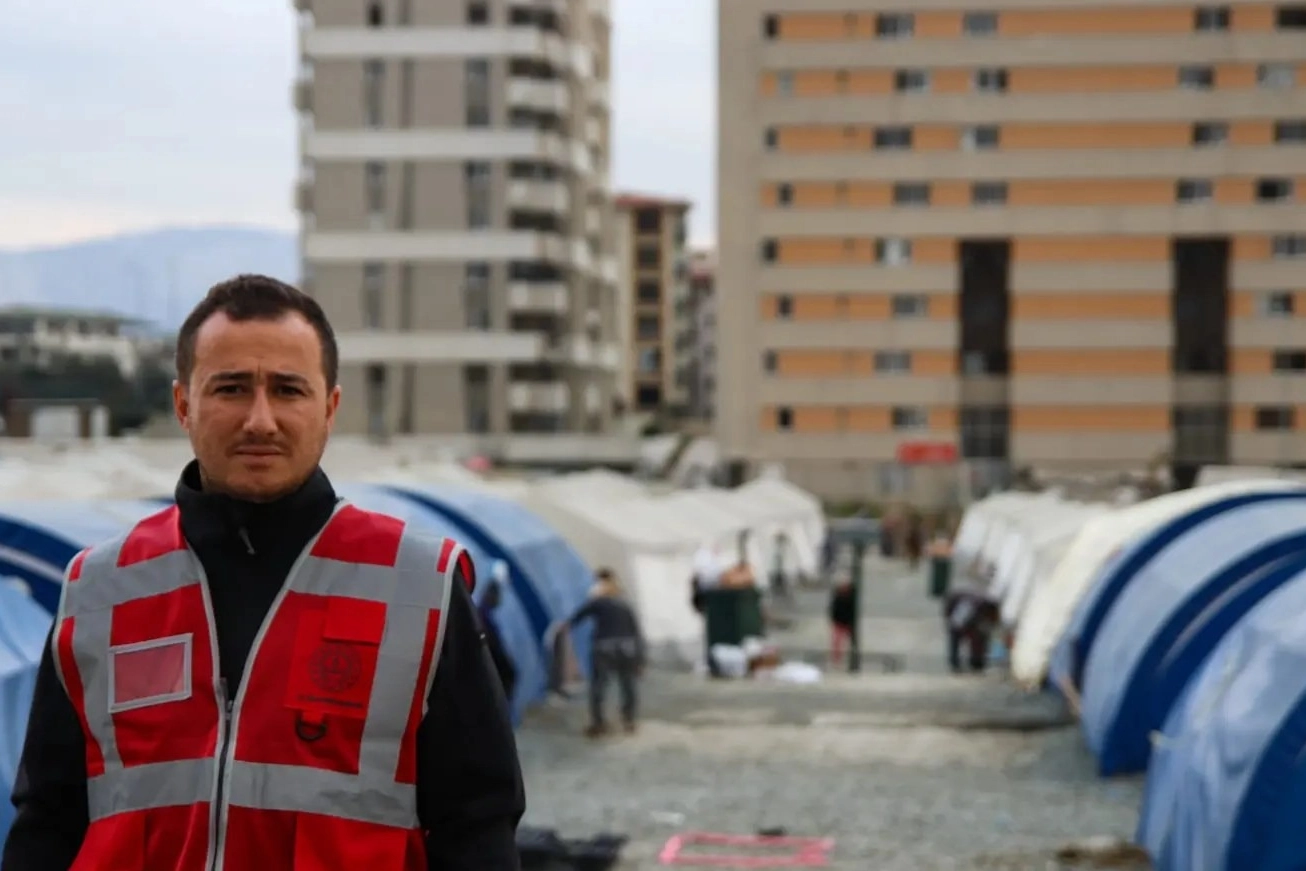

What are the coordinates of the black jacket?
(2, 462, 525, 871)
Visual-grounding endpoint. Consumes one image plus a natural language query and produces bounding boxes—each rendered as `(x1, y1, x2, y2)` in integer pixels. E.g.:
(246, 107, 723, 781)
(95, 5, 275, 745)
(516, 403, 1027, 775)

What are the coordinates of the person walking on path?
(569, 569, 645, 738)
(3, 275, 525, 871)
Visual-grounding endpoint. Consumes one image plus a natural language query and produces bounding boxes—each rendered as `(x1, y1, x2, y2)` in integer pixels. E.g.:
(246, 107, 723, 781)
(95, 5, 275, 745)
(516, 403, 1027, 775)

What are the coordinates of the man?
(567, 569, 644, 737)
(943, 584, 1000, 674)
(2, 275, 525, 871)
(480, 561, 517, 703)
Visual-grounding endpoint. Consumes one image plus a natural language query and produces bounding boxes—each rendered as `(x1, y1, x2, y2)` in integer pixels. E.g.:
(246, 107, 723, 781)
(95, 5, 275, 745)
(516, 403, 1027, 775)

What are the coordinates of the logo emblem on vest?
(308, 641, 362, 693)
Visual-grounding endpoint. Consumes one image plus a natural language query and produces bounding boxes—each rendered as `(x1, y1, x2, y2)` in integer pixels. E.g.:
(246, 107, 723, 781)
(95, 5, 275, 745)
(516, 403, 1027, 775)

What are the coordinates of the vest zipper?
(204, 503, 346, 871)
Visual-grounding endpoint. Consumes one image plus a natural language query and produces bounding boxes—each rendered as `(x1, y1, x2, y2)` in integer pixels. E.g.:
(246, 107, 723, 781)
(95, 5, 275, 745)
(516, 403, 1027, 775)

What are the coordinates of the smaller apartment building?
(613, 194, 693, 416)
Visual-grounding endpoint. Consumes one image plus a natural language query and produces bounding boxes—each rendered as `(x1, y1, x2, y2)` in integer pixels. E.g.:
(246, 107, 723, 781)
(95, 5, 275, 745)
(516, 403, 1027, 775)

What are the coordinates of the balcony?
(507, 78, 570, 115)
(508, 281, 569, 315)
(337, 330, 543, 364)
(508, 179, 570, 214)
(509, 382, 570, 413)
(292, 76, 313, 112)
(588, 79, 609, 110)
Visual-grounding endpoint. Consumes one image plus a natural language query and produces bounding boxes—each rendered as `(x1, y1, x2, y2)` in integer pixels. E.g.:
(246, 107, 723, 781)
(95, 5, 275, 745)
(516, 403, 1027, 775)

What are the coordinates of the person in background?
(569, 568, 645, 738)
(769, 531, 792, 603)
(943, 585, 1000, 673)
(906, 514, 925, 571)
(828, 574, 856, 667)
(480, 561, 517, 704)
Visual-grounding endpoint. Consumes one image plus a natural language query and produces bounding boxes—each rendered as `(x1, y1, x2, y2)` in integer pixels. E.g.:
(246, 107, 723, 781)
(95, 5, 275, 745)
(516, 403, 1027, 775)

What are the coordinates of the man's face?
(173, 311, 339, 502)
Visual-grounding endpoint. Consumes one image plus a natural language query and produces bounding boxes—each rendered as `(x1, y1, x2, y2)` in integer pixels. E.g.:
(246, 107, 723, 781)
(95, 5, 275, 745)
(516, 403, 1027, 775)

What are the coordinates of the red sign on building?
(896, 441, 958, 464)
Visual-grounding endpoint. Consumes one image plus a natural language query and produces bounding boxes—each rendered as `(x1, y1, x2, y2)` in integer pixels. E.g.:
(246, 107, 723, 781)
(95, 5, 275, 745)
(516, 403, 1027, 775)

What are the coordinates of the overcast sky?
(0, 0, 716, 249)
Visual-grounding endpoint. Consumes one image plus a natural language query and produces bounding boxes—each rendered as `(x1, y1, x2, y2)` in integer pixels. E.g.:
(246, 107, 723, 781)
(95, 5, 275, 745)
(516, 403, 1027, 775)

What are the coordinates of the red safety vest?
(52, 501, 466, 871)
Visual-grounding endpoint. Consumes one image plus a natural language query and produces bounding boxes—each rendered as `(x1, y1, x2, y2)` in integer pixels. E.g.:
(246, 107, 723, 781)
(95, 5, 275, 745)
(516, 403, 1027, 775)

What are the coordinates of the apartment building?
(612, 193, 693, 416)
(294, 0, 617, 438)
(718, 0, 1306, 501)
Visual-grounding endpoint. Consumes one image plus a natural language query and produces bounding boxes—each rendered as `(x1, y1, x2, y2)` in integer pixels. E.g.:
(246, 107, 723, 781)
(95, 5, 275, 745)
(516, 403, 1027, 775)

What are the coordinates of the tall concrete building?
(294, 0, 618, 438)
(718, 0, 1306, 500)
(686, 248, 718, 422)
(612, 194, 693, 417)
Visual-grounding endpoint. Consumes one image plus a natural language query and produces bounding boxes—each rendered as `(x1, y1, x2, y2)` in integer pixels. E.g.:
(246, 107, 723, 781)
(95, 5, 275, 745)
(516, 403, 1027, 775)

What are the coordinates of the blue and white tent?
(0, 581, 52, 846)
(1138, 563, 1306, 871)
(1077, 490, 1306, 775)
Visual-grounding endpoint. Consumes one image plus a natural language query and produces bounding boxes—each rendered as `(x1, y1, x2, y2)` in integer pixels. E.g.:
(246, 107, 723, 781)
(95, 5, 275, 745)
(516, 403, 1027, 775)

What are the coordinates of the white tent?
(993, 502, 1110, 631)
(516, 480, 709, 665)
(950, 492, 1050, 588)
(1010, 478, 1306, 688)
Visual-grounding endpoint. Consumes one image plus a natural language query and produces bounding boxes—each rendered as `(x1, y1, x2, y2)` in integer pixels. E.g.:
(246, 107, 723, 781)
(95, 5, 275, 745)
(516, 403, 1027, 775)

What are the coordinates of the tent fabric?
(1069, 491, 1306, 690)
(516, 484, 706, 665)
(996, 503, 1108, 632)
(335, 484, 551, 724)
(1010, 479, 1306, 687)
(1138, 564, 1306, 871)
(0, 582, 53, 846)
(1079, 494, 1306, 776)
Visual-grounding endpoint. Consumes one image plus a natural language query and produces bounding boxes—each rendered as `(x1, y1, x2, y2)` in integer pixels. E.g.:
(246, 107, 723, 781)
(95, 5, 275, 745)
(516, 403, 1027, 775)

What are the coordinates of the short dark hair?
(175, 274, 338, 388)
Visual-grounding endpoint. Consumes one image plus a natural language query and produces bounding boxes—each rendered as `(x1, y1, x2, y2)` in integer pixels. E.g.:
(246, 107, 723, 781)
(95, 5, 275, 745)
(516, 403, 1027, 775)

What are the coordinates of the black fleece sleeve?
(416, 570, 525, 871)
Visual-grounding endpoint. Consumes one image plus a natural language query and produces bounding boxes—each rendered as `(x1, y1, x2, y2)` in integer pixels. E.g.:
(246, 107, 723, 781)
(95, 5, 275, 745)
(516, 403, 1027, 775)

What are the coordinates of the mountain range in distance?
(0, 226, 299, 333)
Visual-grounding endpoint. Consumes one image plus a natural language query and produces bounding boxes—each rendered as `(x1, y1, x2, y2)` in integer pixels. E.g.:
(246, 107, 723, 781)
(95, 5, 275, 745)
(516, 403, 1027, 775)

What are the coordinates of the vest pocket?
(285, 599, 386, 722)
(292, 812, 410, 870)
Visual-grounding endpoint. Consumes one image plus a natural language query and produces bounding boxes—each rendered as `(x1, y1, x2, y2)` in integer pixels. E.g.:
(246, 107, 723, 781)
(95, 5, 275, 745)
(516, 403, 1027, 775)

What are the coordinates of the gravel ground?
(516, 560, 1149, 870)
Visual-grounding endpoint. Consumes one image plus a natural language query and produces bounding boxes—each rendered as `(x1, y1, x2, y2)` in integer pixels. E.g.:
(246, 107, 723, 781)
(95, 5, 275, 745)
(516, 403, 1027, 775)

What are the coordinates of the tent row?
(0, 472, 826, 847)
(953, 478, 1306, 871)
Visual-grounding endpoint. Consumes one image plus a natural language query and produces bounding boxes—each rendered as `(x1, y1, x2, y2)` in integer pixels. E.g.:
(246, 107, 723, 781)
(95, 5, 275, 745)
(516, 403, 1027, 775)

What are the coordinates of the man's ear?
(172, 380, 190, 430)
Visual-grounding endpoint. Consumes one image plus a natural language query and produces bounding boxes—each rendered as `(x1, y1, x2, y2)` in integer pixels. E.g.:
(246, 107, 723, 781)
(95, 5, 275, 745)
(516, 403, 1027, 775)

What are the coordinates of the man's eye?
(214, 384, 243, 394)
(278, 385, 306, 396)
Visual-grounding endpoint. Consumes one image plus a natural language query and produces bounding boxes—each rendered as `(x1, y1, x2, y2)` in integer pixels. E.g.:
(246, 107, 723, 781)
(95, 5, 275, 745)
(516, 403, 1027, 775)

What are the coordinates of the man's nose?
(242, 387, 278, 434)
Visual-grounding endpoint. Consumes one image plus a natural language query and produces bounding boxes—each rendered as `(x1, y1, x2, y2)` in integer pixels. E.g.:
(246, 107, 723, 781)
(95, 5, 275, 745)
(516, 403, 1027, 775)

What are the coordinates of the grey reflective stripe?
(63, 549, 196, 617)
(87, 758, 214, 819)
(225, 761, 416, 828)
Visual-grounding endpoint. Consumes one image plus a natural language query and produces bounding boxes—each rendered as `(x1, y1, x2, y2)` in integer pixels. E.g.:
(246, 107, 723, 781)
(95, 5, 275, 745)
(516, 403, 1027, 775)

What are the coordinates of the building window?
(465, 59, 491, 127)
(636, 246, 661, 269)
(1179, 65, 1215, 89)
(1193, 122, 1228, 146)
(835, 69, 850, 92)
(962, 125, 1000, 150)
(1257, 178, 1295, 201)
(636, 315, 659, 339)
(365, 161, 386, 226)
(1259, 63, 1294, 88)
(635, 208, 662, 233)
(1194, 6, 1230, 30)
(777, 183, 793, 206)
(1255, 406, 1296, 429)
(895, 69, 930, 93)
(762, 350, 777, 373)
(1276, 120, 1306, 143)
(877, 238, 912, 265)
(776, 406, 794, 430)
(467, 1, 488, 24)
(776, 72, 794, 95)
(362, 263, 384, 328)
(763, 14, 778, 38)
(464, 262, 490, 329)
(777, 295, 793, 318)
(876, 13, 914, 37)
(366, 365, 387, 438)
(367, 1, 383, 26)
(963, 11, 998, 35)
(972, 181, 1008, 205)
(1263, 292, 1296, 316)
(363, 59, 385, 127)
(1273, 349, 1306, 371)
(761, 239, 778, 262)
(874, 126, 913, 150)
(875, 351, 911, 373)
(974, 68, 1008, 92)
(893, 182, 930, 206)
(1177, 179, 1214, 203)
(891, 294, 928, 317)
(960, 407, 1009, 459)
(1273, 235, 1306, 258)
(637, 280, 660, 304)
(1278, 5, 1306, 27)
(891, 407, 928, 429)
(465, 161, 492, 228)
(764, 127, 778, 149)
